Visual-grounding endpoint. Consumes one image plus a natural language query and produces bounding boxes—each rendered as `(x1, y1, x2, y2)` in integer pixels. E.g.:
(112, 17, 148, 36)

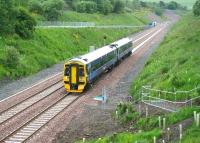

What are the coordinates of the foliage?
(116, 103, 139, 123)
(130, 13, 200, 100)
(182, 124, 200, 143)
(76, 129, 161, 143)
(75, 1, 97, 13)
(167, 1, 178, 10)
(3, 46, 20, 68)
(193, 0, 200, 16)
(97, 0, 113, 15)
(154, 6, 164, 16)
(15, 7, 36, 39)
(28, 0, 43, 14)
(0, 0, 16, 35)
(113, 0, 125, 13)
(43, 0, 65, 20)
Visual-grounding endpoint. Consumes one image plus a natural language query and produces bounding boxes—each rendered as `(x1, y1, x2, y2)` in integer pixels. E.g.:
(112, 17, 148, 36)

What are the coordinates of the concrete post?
(197, 113, 199, 127)
(194, 111, 197, 122)
(179, 124, 183, 141)
(145, 106, 148, 118)
(163, 118, 166, 130)
(158, 116, 161, 128)
(153, 136, 156, 143)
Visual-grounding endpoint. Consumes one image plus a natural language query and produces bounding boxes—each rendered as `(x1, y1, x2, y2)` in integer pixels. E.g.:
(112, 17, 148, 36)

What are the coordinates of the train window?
(65, 66, 70, 76)
(79, 68, 84, 76)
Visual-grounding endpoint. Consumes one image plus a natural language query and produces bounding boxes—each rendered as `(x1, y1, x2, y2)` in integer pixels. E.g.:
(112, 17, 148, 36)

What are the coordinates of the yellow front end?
(63, 61, 87, 93)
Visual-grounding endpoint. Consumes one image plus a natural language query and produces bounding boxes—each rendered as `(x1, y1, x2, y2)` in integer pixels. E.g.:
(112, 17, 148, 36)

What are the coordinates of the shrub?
(43, 0, 65, 20)
(29, 0, 43, 14)
(76, 1, 97, 13)
(113, 0, 125, 13)
(15, 7, 36, 39)
(3, 46, 20, 68)
(98, 0, 113, 15)
(154, 6, 163, 16)
(167, 1, 178, 10)
(193, 0, 200, 16)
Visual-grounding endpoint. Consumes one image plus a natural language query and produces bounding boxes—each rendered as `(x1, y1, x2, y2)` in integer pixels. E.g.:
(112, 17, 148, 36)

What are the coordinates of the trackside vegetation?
(130, 13, 200, 100)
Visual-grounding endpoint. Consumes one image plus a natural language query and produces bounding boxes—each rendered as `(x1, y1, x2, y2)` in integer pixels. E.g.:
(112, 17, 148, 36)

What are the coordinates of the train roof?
(69, 37, 132, 64)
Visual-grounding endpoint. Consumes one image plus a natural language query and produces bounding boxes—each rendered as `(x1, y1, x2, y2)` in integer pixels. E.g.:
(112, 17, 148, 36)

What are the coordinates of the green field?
(0, 12, 147, 80)
(142, 0, 196, 9)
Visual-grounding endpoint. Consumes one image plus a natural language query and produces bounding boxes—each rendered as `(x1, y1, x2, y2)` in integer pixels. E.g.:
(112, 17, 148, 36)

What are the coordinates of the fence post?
(167, 128, 170, 140)
(139, 104, 141, 115)
(179, 124, 183, 141)
(145, 106, 148, 118)
(83, 138, 86, 142)
(194, 111, 197, 122)
(153, 136, 156, 143)
(158, 116, 161, 128)
(197, 114, 199, 127)
(163, 118, 166, 130)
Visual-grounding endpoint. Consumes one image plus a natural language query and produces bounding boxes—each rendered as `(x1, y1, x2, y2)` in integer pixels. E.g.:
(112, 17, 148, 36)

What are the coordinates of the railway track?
(1, 93, 80, 143)
(0, 81, 63, 125)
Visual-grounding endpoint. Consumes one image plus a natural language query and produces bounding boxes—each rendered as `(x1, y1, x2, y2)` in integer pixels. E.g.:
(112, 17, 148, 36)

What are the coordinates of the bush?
(113, 0, 125, 13)
(154, 6, 163, 16)
(3, 46, 20, 68)
(29, 0, 43, 14)
(76, 1, 97, 13)
(193, 0, 200, 16)
(43, 0, 65, 20)
(98, 0, 113, 15)
(167, 1, 178, 10)
(15, 7, 36, 39)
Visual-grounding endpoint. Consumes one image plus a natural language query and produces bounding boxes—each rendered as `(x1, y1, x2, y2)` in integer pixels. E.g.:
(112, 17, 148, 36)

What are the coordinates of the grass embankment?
(143, 0, 196, 9)
(130, 13, 200, 101)
(60, 10, 150, 25)
(0, 12, 148, 80)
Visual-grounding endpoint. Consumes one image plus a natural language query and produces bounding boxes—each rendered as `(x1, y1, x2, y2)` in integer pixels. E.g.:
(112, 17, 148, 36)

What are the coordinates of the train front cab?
(63, 61, 87, 93)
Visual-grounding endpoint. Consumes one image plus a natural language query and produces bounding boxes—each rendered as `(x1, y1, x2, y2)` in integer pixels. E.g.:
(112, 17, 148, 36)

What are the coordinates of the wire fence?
(141, 85, 200, 112)
(36, 21, 148, 29)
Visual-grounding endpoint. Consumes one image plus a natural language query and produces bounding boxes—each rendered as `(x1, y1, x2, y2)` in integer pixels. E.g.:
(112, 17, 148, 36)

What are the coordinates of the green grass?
(0, 10, 149, 80)
(130, 13, 200, 101)
(181, 124, 200, 143)
(0, 28, 142, 80)
(142, 0, 196, 9)
(60, 10, 150, 25)
(76, 129, 161, 143)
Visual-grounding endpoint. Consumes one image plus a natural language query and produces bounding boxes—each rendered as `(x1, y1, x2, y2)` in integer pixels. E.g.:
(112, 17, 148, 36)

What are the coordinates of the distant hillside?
(142, 0, 196, 9)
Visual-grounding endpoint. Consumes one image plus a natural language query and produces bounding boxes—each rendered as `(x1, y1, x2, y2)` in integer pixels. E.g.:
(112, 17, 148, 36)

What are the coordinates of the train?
(63, 37, 133, 93)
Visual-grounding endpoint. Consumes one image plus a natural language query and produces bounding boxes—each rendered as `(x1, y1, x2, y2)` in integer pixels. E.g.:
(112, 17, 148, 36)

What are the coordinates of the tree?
(29, 0, 43, 14)
(113, 0, 125, 13)
(167, 1, 178, 10)
(193, 0, 200, 16)
(159, 1, 166, 8)
(76, 1, 97, 13)
(15, 7, 36, 39)
(43, 0, 65, 20)
(0, 0, 16, 35)
(98, 0, 113, 15)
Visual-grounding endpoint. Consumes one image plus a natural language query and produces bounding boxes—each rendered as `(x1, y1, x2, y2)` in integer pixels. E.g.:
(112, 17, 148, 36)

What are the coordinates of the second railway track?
(0, 81, 63, 125)
(1, 93, 80, 143)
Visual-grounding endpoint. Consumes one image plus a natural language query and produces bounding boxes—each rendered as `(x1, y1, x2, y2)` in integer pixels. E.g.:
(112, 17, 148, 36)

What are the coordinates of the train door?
(70, 64, 79, 90)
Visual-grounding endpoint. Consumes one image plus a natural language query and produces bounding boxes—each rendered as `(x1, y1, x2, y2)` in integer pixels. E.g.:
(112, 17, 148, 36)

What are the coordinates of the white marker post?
(167, 128, 170, 140)
(146, 106, 148, 118)
(158, 116, 161, 128)
(83, 138, 86, 142)
(194, 111, 197, 122)
(153, 136, 156, 143)
(179, 124, 183, 141)
(197, 114, 200, 127)
(163, 118, 166, 130)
